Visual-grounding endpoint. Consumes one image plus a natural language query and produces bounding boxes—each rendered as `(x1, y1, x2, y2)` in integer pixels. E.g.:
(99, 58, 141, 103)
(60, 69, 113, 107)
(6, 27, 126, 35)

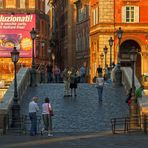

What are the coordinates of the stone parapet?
(0, 67, 31, 133)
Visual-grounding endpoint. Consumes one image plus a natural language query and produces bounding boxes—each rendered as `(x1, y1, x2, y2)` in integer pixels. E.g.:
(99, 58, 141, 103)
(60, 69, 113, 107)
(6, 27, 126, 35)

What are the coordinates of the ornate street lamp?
(51, 53, 55, 82)
(51, 53, 55, 68)
(130, 47, 137, 96)
(117, 27, 123, 62)
(48, 48, 51, 62)
(103, 45, 108, 68)
(114, 27, 123, 86)
(11, 47, 20, 127)
(108, 37, 114, 68)
(100, 53, 104, 68)
(41, 40, 45, 63)
(130, 47, 138, 122)
(30, 28, 37, 87)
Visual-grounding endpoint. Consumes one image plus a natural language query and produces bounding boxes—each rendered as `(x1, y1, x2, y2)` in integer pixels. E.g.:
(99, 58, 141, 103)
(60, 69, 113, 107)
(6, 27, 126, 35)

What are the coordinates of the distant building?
(0, 0, 50, 81)
(74, 0, 90, 81)
(90, 0, 148, 86)
(51, 0, 76, 70)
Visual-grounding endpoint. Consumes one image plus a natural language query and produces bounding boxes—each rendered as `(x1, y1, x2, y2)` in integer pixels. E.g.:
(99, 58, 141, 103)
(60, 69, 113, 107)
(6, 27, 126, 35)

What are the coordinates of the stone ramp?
(20, 83, 129, 133)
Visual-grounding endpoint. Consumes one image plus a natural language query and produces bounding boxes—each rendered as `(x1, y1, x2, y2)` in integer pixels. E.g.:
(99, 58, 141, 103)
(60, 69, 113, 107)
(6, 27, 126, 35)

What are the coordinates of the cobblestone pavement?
(20, 82, 129, 134)
(1, 83, 146, 148)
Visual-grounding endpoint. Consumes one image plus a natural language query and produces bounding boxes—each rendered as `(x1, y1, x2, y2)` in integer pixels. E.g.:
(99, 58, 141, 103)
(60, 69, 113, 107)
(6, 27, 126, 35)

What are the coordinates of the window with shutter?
(134, 6, 139, 22)
(20, 0, 26, 8)
(122, 6, 126, 22)
(122, 6, 139, 23)
(6, 0, 16, 8)
(0, 0, 3, 8)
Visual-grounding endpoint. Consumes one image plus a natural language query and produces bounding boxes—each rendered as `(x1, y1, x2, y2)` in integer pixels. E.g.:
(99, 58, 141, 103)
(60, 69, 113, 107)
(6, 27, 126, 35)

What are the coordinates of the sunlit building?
(90, 0, 148, 87)
(0, 0, 50, 99)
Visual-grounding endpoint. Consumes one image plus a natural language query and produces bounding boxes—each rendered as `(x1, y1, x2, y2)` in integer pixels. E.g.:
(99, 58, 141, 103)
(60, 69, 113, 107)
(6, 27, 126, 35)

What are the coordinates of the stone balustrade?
(0, 67, 31, 133)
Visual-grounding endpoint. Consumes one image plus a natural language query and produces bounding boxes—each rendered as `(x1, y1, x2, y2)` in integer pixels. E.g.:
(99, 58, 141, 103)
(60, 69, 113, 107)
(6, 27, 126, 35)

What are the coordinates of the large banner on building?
(0, 14, 36, 57)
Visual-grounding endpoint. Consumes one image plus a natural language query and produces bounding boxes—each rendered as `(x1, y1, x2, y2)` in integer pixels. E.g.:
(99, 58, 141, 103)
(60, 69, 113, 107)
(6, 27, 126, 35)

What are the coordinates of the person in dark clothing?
(125, 88, 132, 105)
(46, 62, 53, 83)
(40, 63, 46, 83)
(97, 65, 102, 76)
(70, 68, 78, 96)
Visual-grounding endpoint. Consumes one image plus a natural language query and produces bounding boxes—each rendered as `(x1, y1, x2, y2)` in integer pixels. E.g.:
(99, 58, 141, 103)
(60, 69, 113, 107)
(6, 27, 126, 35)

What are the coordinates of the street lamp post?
(114, 27, 123, 86)
(103, 46, 108, 68)
(48, 48, 51, 62)
(11, 47, 20, 127)
(30, 28, 37, 87)
(51, 53, 55, 82)
(100, 53, 104, 68)
(130, 47, 138, 119)
(51, 53, 55, 68)
(41, 41, 45, 63)
(108, 37, 114, 69)
(117, 27, 123, 61)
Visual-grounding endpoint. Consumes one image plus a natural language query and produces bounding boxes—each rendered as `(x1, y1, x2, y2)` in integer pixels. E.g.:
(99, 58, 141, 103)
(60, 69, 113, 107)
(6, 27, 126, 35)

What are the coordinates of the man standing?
(29, 96, 39, 136)
(63, 67, 71, 97)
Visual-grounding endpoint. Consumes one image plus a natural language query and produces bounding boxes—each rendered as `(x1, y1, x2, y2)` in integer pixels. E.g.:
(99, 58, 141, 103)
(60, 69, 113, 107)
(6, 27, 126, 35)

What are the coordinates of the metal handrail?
(111, 115, 148, 134)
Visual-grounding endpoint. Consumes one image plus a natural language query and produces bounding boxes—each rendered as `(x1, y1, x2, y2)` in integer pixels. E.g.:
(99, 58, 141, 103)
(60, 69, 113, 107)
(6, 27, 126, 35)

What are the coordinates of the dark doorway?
(120, 40, 141, 80)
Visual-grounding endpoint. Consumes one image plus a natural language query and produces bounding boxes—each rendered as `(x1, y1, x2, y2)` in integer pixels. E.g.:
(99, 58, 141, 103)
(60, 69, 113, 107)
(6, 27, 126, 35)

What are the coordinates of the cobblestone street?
(20, 82, 129, 134)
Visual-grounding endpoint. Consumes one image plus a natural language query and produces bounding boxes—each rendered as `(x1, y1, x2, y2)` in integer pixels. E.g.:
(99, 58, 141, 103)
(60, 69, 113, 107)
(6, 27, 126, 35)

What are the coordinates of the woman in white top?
(42, 97, 53, 136)
(96, 73, 105, 102)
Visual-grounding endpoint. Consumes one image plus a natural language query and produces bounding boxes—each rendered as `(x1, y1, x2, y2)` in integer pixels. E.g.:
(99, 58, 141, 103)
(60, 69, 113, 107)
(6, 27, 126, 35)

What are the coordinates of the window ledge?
(123, 0, 140, 2)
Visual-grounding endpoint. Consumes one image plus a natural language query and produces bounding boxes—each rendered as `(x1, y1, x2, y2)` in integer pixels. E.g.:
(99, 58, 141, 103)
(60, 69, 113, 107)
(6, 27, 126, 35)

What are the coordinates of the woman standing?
(42, 97, 53, 137)
(95, 73, 105, 102)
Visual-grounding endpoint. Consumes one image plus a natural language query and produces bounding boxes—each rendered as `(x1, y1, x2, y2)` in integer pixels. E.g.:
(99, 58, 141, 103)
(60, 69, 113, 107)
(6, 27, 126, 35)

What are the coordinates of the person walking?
(53, 65, 61, 83)
(40, 62, 46, 83)
(46, 62, 53, 83)
(41, 97, 53, 137)
(70, 68, 78, 96)
(29, 96, 39, 136)
(63, 67, 71, 97)
(80, 65, 86, 83)
(95, 73, 105, 102)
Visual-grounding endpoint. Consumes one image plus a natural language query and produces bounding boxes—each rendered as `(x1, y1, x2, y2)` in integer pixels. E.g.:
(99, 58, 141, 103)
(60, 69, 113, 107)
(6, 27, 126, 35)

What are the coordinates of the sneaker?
(48, 133, 53, 137)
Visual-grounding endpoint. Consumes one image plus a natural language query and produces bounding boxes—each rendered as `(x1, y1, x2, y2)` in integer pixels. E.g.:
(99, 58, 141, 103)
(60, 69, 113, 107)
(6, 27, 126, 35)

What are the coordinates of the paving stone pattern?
(20, 83, 129, 133)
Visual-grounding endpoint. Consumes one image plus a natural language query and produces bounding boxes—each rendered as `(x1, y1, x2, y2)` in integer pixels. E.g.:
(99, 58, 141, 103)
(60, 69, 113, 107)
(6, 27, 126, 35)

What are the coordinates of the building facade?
(51, 0, 76, 70)
(74, 0, 90, 80)
(0, 0, 50, 82)
(90, 0, 148, 86)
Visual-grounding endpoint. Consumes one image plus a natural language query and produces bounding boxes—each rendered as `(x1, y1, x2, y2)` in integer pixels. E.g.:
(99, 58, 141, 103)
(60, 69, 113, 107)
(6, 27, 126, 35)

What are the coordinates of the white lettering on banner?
(0, 15, 33, 22)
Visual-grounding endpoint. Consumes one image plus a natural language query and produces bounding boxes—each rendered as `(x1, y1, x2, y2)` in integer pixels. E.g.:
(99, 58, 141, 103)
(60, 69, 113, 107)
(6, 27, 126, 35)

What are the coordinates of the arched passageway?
(120, 40, 142, 80)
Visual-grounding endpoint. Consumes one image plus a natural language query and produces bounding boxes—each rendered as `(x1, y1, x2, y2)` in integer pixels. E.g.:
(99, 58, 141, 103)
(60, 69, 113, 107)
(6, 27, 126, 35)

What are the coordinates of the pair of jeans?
(47, 72, 52, 82)
(29, 112, 37, 135)
(96, 86, 103, 101)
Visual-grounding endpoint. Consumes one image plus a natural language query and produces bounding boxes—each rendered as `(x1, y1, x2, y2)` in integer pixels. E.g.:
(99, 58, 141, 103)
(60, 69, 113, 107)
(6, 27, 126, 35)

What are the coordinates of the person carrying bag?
(41, 97, 53, 137)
